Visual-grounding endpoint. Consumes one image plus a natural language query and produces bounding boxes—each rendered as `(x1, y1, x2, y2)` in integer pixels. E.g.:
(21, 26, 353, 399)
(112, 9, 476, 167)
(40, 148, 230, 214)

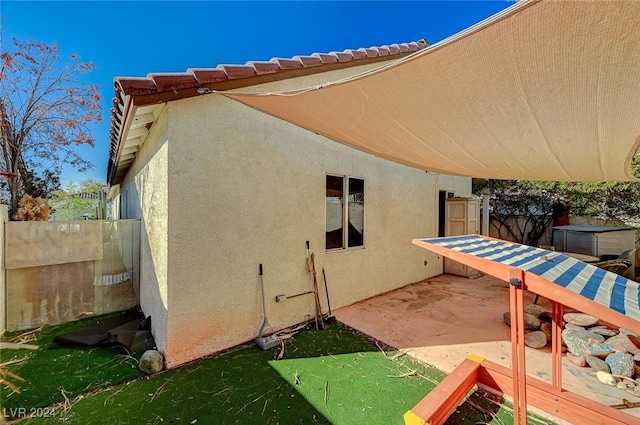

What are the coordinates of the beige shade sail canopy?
(225, 0, 640, 182)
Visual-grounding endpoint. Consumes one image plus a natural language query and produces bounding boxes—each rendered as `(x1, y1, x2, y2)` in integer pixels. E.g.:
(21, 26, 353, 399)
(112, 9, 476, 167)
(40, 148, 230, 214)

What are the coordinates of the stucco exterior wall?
(163, 91, 471, 366)
(118, 107, 169, 354)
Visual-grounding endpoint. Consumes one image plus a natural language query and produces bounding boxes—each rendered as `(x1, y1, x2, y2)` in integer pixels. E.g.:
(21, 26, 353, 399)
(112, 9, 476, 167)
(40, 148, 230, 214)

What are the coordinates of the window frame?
(325, 174, 365, 252)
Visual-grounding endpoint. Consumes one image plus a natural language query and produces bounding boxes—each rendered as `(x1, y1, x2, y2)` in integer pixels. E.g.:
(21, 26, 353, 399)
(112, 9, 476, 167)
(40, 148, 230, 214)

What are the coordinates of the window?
(326, 175, 364, 250)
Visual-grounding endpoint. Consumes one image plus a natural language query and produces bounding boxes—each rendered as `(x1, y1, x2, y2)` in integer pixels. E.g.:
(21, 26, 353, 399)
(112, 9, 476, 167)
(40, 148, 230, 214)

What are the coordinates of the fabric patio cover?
(225, 0, 640, 182)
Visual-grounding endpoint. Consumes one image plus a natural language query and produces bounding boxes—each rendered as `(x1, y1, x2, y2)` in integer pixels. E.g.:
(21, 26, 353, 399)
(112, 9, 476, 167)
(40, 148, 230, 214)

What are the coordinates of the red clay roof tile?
(329, 51, 354, 62)
(345, 49, 367, 60)
(217, 64, 258, 79)
(147, 73, 199, 91)
(246, 61, 281, 75)
(187, 68, 230, 84)
(116, 77, 158, 95)
(293, 55, 323, 67)
(270, 57, 303, 70)
(108, 39, 429, 184)
(311, 53, 339, 64)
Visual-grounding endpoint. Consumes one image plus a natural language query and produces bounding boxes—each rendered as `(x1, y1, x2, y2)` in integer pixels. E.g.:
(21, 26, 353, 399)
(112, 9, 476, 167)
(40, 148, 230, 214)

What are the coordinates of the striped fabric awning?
(415, 235, 640, 322)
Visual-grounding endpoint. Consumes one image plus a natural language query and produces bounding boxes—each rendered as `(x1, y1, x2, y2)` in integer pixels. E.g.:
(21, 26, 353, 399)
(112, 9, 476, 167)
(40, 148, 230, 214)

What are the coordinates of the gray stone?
(573, 329, 605, 344)
(503, 312, 540, 331)
(606, 334, 640, 355)
(564, 323, 586, 331)
(525, 304, 549, 319)
(588, 326, 617, 337)
(562, 329, 590, 356)
(539, 322, 552, 343)
(525, 331, 548, 348)
(563, 312, 599, 327)
(606, 352, 635, 377)
(585, 355, 611, 373)
(620, 328, 639, 337)
(567, 353, 587, 367)
(139, 350, 164, 374)
(584, 343, 615, 358)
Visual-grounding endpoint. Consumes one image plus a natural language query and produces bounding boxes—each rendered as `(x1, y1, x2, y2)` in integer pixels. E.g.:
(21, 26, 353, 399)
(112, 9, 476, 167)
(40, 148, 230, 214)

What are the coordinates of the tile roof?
(108, 40, 428, 184)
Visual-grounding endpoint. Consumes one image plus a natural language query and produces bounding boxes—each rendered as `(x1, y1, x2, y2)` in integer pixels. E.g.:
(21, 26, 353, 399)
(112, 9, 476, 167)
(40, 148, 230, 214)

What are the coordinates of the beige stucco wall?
(0, 204, 7, 334)
(118, 107, 169, 354)
(116, 61, 471, 367)
(163, 91, 471, 366)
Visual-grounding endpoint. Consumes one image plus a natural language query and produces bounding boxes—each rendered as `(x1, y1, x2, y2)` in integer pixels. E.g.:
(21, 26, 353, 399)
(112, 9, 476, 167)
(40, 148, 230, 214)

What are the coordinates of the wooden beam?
(404, 355, 483, 425)
(478, 359, 639, 425)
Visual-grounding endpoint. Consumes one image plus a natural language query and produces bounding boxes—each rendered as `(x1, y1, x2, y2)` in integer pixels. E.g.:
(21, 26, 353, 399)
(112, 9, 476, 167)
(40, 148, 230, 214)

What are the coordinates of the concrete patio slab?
(335, 273, 640, 422)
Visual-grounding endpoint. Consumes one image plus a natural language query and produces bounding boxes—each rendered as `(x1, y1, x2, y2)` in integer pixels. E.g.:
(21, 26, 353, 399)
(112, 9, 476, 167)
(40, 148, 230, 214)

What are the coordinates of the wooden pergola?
(405, 235, 640, 425)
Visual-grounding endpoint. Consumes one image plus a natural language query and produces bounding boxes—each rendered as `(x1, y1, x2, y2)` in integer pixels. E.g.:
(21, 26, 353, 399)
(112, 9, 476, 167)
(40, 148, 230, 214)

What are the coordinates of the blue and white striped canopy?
(419, 235, 640, 322)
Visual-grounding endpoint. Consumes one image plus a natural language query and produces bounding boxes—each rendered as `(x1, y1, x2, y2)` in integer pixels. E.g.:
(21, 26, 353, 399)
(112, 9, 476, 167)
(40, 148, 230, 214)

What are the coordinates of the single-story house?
(109, 0, 640, 369)
(108, 40, 473, 367)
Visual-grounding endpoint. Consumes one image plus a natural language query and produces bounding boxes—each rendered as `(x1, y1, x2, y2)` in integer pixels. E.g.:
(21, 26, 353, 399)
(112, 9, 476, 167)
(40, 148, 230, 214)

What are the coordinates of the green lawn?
(2, 313, 553, 425)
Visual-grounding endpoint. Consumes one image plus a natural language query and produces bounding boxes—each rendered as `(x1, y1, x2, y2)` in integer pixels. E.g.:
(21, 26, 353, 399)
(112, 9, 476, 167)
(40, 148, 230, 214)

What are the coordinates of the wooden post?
(552, 301, 563, 391)
(509, 269, 528, 425)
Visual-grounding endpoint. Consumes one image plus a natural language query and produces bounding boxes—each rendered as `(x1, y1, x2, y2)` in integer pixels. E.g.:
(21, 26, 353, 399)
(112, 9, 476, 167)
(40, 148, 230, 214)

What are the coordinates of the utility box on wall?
(445, 198, 481, 278)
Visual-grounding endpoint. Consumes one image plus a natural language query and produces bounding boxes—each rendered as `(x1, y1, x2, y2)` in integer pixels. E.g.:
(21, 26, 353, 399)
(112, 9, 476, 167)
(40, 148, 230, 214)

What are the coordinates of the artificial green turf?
(270, 351, 444, 424)
(6, 318, 555, 425)
(1, 311, 144, 417)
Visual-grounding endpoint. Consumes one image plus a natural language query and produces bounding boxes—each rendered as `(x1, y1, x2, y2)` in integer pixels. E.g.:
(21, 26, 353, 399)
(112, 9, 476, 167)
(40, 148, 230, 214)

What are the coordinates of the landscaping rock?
(606, 352, 635, 377)
(503, 312, 540, 330)
(564, 323, 585, 331)
(539, 322, 552, 343)
(588, 326, 617, 337)
(567, 353, 587, 367)
(579, 330, 606, 343)
(562, 329, 590, 356)
(525, 331, 548, 348)
(584, 343, 615, 358)
(606, 334, 640, 355)
(619, 328, 639, 337)
(139, 350, 164, 374)
(564, 312, 599, 327)
(525, 304, 549, 319)
(585, 355, 611, 373)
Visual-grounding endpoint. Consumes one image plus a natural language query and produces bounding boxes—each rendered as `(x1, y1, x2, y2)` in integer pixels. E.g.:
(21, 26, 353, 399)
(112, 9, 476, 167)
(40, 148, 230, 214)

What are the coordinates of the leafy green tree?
(50, 179, 104, 220)
(0, 39, 101, 218)
(474, 153, 640, 245)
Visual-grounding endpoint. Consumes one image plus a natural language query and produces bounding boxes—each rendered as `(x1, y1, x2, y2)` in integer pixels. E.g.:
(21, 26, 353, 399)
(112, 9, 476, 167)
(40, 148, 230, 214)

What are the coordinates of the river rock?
(606, 352, 635, 377)
(525, 304, 549, 319)
(567, 353, 587, 367)
(562, 329, 590, 356)
(571, 329, 605, 344)
(620, 328, 640, 337)
(503, 312, 540, 330)
(564, 312, 599, 327)
(564, 323, 586, 331)
(606, 334, 640, 355)
(584, 343, 615, 358)
(139, 349, 165, 374)
(585, 355, 611, 373)
(539, 322, 552, 343)
(588, 326, 617, 337)
(525, 331, 548, 348)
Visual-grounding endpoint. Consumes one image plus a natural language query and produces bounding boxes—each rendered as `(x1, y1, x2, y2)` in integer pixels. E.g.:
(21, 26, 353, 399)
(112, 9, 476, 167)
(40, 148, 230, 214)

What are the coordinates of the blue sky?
(1, 0, 512, 186)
